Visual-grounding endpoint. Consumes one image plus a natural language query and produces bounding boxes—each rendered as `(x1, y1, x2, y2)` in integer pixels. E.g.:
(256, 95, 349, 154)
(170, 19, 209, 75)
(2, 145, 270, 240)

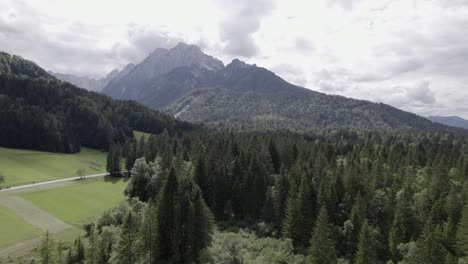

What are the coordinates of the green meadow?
(0, 147, 107, 187)
(21, 178, 127, 227)
(133, 130, 153, 139)
(0, 206, 43, 249)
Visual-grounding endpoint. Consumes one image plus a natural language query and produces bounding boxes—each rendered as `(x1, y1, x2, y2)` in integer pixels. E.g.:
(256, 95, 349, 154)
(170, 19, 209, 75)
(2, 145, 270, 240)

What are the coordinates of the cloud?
(328, 0, 361, 10)
(0, 1, 182, 77)
(217, 0, 276, 58)
(407, 81, 435, 105)
(352, 58, 425, 82)
(295, 38, 315, 53)
(271, 63, 307, 86)
(312, 68, 352, 93)
(110, 25, 182, 64)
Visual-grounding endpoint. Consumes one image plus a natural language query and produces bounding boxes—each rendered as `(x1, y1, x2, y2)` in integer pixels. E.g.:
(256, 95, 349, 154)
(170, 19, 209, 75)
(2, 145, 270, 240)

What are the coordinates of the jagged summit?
(226, 58, 253, 70)
(172, 42, 202, 52)
(102, 43, 224, 99)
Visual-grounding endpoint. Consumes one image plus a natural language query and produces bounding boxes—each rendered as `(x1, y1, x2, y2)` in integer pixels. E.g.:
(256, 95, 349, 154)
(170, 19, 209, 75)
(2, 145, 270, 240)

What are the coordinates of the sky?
(1, 0, 468, 118)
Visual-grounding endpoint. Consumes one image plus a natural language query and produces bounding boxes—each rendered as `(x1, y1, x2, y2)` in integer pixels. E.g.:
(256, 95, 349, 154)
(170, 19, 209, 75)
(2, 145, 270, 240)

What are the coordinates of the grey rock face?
(102, 42, 224, 99)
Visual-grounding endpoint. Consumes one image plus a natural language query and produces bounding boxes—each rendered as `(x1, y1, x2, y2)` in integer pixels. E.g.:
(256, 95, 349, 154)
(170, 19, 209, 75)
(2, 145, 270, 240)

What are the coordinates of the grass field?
(21, 178, 127, 226)
(0, 147, 107, 187)
(134, 130, 153, 139)
(0, 206, 42, 249)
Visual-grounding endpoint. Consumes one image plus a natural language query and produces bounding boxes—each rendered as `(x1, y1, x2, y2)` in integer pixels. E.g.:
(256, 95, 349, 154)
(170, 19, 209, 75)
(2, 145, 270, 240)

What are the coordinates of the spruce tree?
(115, 211, 139, 264)
(408, 223, 448, 264)
(139, 199, 159, 264)
(269, 139, 281, 173)
(106, 144, 122, 176)
(456, 203, 468, 262)
(388, 187, 411, 262)
(40, 232, 56, 264)
(282, 174, 315, 250)
(86, 225, 99, 264)
(155, 167, 179, 261)
(354, 220, 377, 264)
(309, 207, 337, 264)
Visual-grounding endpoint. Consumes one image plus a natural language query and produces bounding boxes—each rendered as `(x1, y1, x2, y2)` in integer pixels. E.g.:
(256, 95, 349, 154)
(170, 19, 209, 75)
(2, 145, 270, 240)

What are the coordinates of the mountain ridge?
(428, 115, 468, 130)
(99, 43, 467, 134)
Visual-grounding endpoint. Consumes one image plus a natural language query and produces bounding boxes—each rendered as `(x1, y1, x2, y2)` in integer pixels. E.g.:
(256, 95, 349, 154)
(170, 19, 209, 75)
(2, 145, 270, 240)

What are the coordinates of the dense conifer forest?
(38, 129, 468, 263)
(0, 52, 194, 153)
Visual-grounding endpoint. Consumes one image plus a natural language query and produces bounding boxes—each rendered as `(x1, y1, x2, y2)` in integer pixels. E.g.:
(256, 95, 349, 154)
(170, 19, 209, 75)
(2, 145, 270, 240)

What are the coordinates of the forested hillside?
(41, 129, 468, 263)
(0, 52, 194, 153)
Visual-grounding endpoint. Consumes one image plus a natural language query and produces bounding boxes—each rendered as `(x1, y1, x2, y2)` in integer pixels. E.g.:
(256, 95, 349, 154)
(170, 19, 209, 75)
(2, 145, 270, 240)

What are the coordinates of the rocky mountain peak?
(226, 59, 253, 70)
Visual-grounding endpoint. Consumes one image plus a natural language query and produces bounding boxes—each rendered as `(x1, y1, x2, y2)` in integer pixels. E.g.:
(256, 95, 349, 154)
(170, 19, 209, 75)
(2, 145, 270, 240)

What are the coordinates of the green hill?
(0, 51, 195, 153)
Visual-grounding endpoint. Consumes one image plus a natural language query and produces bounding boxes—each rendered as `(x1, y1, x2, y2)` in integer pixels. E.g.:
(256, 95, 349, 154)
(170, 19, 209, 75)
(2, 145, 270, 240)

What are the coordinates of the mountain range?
(428, 116, 468, 130)
(101, 42, 463, 133)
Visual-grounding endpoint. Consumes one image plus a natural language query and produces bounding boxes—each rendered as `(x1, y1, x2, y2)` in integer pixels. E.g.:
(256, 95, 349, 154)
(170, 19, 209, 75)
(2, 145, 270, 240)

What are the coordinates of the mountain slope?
(428, 116, 468, 130)
(50, 69, 119, 92)
(0, 51, 194, 153)
(102, 43, 465, 134)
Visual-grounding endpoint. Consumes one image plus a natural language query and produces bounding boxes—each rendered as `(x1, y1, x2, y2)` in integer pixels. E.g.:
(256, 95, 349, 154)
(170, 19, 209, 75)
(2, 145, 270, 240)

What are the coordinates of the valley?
(0, 22, 468, 263)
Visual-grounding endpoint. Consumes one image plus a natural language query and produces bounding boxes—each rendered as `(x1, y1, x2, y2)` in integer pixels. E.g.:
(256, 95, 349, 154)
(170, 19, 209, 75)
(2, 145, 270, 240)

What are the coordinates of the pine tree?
(354, 220, 377, 264)
(309, 207, 337, 264)
(139, 199, 159, 264)
(155, 167, 179, 261)
(137, 135, 146, 159)
(74, 236, 86, 263)
(282, 174, 316, 250)
(456, 203, 468, 262)
(345, 192, 367, 259)
(40, 232, 56, 264)
(98, 226, 119, 264)
(124, 139, 137, 172)
(115, 211, 139, 264)
(86, 225, 99, 264)
(106, 144, 122, 176)
(409, 223, 448, 264)
(269, 139, 281, 173)
(388, 187, 411, 262)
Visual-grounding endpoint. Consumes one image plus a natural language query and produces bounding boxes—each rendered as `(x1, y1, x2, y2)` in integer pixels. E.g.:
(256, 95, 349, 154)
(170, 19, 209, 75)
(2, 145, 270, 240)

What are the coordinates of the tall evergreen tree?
(139, 199, 159, 264)
(309, 207, 337, 264)
(409, 223, 449, 264)
(283, 174, 316, 250)
(106, 144, 122, 176)
(388, 187, 411, 262)
(114, 211, 139, 264)
(456, 203, 468, 262)
(155, 167, 179, 261)
(39, 232, 56, 264)
(354, 220, 378, 264)
(269, 139, 281, 173)
(86, 225, 99, 264)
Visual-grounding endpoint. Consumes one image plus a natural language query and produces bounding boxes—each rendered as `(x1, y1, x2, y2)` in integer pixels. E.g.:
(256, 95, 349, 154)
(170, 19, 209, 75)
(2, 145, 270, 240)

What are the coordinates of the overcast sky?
(1, 0, 468, 118)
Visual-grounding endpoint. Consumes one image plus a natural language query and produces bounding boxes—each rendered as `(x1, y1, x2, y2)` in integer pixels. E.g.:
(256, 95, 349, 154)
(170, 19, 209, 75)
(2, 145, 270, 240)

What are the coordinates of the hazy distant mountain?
(50, 68, 120, 92)
(428, 116, 468, 129)
(102, 43, 465, 133)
